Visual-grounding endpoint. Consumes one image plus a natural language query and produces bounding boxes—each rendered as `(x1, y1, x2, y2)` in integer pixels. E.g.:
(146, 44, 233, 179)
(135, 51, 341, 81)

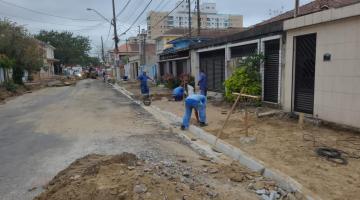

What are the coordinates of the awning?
(159, 56, 189, 63)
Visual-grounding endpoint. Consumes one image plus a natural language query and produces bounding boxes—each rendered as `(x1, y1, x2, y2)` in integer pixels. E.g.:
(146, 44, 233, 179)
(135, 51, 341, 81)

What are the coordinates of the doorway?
(294, 33, 316, 114)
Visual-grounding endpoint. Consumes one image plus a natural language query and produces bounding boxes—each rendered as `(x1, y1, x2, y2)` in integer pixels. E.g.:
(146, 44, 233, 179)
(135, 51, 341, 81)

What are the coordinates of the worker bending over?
(172, 86, 185, 101)
(181, 94, 207, 130)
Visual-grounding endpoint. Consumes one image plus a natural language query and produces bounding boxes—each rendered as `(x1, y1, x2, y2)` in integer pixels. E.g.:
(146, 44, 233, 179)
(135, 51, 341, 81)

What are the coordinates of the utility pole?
(294, 0, 300, 17)
(112, 0, 120, 77)
(101, 36, 105, 63)
(197, 0, 200, 36)
(187, 0, 191, 38)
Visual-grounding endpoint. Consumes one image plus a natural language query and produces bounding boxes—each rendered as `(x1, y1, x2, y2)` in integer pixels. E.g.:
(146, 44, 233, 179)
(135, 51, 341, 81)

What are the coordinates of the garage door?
(200, 50, 225, 92)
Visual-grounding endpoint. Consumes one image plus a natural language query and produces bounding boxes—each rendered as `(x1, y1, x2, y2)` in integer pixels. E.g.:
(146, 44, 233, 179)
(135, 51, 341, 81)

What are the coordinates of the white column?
(225, 44, 230, 79)
(172, 61, 177, 76)
(190, 50, 200, 83)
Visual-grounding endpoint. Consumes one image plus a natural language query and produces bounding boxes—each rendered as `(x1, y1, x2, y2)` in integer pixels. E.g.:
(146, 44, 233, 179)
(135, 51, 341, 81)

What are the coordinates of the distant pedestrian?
(138, 71, 153, 95)
(102, 71, 106, 82)
(181, 94, 207, 130)
(198, 70, 207, 96)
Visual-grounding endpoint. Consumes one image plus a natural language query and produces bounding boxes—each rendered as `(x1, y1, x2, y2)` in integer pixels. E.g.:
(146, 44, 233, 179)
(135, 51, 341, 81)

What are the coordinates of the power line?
(0, 0, 101, 22)
(153, 0, 166, 11)
(157, 0, 172, 11)
(121, 0, 153, 35)
(119, 0, 143, 24)
(152, 0, 186, 28)
(116, 0, 132, 17)
(0, 11, 100, 27)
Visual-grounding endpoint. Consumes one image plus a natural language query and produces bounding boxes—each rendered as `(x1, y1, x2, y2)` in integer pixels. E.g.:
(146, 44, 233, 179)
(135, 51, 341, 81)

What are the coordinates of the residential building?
(31, 40, 58, 81)
(147, 1, 243, 40)
(154, 29, 185, 54)
(157, 28, 245, 79)
(186, 0, 360, 129)
(110, 34, 157, 80)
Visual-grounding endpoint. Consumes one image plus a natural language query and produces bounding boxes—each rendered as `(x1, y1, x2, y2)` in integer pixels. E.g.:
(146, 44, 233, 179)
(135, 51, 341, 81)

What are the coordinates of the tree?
(0, 19, 43, 84)
(84, 56, 101, 66)
(36, 30, 92, 66)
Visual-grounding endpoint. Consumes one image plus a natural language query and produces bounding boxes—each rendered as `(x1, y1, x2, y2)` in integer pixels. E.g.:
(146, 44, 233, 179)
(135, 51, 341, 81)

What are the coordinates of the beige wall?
(229, 15, 243, 28)
(284, 16, 360, 128)
(147, 11, 169, 40)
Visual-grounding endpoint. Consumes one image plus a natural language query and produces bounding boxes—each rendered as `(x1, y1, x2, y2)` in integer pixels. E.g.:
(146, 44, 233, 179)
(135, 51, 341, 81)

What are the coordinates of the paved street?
(0, 79, 256, 200)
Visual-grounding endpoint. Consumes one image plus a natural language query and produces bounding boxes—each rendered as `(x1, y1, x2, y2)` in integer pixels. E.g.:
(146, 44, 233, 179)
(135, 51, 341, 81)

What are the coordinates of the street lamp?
(86, 8, 112, 24)
(86, 0, 120, 77)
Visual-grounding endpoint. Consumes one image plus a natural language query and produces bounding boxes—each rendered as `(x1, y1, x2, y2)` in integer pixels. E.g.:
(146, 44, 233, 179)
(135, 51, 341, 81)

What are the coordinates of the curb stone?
(112, 83, 321, 200)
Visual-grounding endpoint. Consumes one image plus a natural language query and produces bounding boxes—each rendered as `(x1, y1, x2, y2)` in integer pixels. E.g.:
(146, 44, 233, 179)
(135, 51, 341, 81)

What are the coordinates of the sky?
(0, 0, 312, 57)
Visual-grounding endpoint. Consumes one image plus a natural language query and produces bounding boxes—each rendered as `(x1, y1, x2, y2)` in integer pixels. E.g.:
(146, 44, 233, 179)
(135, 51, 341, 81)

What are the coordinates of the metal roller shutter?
(263, 39, 280, 103)
(294, 34, 316, 114)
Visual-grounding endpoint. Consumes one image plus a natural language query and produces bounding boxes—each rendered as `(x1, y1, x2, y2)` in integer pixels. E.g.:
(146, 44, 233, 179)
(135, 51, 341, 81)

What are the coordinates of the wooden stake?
(244, 107, 249, 137)
(213, 93, 242, 146)
(299, 113, 304, 129)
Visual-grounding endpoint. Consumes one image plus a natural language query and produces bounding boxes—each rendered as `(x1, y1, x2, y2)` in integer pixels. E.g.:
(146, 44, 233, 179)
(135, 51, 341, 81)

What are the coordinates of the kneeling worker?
(181, 94, 207, 130)
(172, 86, 185, 101)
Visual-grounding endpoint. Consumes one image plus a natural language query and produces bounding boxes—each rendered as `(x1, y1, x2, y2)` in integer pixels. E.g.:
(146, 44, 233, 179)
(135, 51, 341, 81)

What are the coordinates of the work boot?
(181, 125, 186, 130)
(199, 122, 208, 127)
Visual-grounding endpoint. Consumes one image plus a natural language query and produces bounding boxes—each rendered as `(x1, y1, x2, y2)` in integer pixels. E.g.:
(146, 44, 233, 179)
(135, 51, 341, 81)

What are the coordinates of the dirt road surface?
(0, 80, 259, 200)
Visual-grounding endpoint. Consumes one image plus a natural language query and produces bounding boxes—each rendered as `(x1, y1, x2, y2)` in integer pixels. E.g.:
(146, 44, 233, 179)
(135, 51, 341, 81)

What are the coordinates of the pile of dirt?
(35, 153, 219, 200)
(35, 152, 303, 200)
(0, 84, 35, 103)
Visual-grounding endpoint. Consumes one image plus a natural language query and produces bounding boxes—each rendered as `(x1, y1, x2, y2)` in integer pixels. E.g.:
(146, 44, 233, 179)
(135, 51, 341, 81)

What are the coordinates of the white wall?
(284, 16, 360, 128)
(0, 68, 5, 83)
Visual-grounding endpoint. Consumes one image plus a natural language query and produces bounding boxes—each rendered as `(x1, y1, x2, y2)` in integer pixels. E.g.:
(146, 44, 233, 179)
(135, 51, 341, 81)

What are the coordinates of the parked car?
(74, 71, 82, 78)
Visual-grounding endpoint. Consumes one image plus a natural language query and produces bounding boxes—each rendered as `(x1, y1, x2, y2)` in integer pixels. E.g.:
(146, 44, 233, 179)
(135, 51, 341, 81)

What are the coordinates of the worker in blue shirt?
(138, 71, 153, 95)
(198, 69, 207, 96)
(181, 94, 207, 130)
(172, 86, 185, 101)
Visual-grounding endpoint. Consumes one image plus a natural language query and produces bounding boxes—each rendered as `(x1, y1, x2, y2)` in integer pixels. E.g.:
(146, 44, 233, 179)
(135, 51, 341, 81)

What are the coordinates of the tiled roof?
(116, 43, 156, 56)
(257, 0, 360, 26)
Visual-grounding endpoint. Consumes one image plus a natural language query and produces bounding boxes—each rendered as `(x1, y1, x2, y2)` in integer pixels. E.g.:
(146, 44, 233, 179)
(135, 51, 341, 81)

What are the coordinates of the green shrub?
(224, 54, 264, 102)
(4, 81, 18, 92)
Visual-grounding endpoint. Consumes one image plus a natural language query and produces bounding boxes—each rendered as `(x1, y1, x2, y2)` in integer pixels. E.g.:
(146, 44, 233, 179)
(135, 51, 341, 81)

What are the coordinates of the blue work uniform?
(138, 73, 150, 94)
(172, 86, 184, 101)
(198, 72, 207, 96)
(182, 94, 207, 128)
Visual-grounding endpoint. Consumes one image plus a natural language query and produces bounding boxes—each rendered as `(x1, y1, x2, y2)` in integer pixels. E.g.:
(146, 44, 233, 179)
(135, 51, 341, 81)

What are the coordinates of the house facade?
(26, 40, 59, 81)
(189, 21, 284, 103)
(283, 1, 360, 128)
(184, 0, 360, 128)
(37, 40, 58, 79)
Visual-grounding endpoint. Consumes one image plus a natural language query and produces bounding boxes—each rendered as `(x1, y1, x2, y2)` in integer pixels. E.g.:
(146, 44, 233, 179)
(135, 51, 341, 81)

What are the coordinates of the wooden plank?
(232, 92, 261, 100)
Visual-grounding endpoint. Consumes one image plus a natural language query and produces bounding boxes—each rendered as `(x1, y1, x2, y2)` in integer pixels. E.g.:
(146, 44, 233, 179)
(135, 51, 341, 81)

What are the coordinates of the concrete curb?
(112, 83, 320, 200)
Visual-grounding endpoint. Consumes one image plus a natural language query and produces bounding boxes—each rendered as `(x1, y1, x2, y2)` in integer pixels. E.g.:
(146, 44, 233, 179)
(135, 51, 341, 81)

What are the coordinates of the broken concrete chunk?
(256, 189, 267, 195)
(239, 136, 257, 145)
(133, 184, 147, 194)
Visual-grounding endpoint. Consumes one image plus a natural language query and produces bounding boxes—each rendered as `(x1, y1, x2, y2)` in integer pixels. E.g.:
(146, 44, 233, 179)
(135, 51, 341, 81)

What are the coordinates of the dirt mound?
(34, 153, 214, 200)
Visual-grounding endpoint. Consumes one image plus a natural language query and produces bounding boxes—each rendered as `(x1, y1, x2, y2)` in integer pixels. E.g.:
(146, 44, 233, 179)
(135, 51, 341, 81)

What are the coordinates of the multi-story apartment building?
(147, 1, 243, 40)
